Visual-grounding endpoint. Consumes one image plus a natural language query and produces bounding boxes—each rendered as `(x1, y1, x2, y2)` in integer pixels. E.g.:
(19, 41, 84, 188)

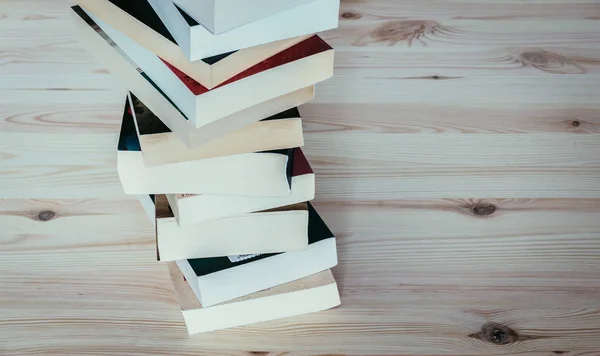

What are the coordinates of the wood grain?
(2, 0, 600, 355)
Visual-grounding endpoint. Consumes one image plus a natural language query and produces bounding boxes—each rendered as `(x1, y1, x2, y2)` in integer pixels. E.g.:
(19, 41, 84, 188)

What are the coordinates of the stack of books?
(70, 0, 341, 334)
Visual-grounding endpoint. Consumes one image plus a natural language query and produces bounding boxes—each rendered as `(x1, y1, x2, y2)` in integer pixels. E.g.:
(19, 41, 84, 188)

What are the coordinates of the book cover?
(117, 98, 141, 152)
(186, 202, 333, 277)
(161, 35, 332, 95)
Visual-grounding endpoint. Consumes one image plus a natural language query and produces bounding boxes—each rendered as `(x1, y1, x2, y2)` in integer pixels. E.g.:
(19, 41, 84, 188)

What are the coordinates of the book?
(167, 148, 315, 226)
(147, 195, 309, 261)
(117, 98, 295, 196)
(71, 6, 315, 147)
(148, 0, 339, 60)
(168, 262, 340, 334)
(173, 0, 318, 34)
(176, 203, 338, 307)
(73, 0, 309, 89)
(128, 93, 304, 167)
(92, 9, 334, 127)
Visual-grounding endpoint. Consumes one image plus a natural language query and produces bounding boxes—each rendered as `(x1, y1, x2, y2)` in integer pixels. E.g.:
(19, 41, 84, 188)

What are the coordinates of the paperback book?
(148, 195, 309, 261)
(148, 0, 339, 60)
(128, 93, 305, 167)
(168, 262, 340, 334)
(173, 0, 318, 34)
(117, 97, 295, 196)
(167, 148, 315, 226)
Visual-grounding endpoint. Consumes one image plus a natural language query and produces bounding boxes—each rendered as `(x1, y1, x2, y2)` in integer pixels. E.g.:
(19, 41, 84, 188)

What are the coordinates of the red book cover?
(293, 148, 313, 177)
(161, 35, 332, 95)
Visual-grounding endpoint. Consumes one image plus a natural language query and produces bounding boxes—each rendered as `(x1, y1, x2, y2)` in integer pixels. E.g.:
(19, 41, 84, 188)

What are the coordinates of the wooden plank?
(5, 133, 600, 168)
(0, 102, 122, 134)
(301, 103, 600, 134)
(339, 0, 600, 20)
(328, 19, 600, 49)
(313, 75, 600, 104)
(5, 300, 600, 354)
(332, 48, 600, 77)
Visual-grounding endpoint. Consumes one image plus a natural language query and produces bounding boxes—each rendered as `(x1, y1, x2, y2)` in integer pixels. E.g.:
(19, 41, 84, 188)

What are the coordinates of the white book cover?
(173, 0, 318, 34)
(149, 0, 340, 60)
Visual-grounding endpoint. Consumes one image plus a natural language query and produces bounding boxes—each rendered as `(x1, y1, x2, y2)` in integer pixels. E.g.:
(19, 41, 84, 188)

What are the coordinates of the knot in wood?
(372, 21, 423, 38)
(246, 352, 268, 356)
(471, 203, 497, 216)
(521, 51, 552, 65)
(470, 322, 519, 345)
(572, 120, 580, 127)
(517, 50, 585, 74)
(37, 210, 56, 221)
(341, 11, 362, 20)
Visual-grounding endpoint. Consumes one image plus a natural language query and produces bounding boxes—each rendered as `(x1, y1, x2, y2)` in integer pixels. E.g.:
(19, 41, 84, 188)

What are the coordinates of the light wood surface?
(1, 0, 600, 355)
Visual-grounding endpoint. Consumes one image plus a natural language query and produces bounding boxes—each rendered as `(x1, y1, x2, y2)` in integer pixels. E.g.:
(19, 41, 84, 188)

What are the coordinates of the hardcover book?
(70, 6, 315, 147)
(73, 0, 308, 88)
(148, 195, 309, 261)
(92, 9, 334, 127)
(148, 0, 339, 60)
(167, 148, 315, 226)
(128, 93, 305, 167)
(117, 98, 294, 196)
(168, 262, 340, 334)
(176, 203, 338, 307)
(173, 0, 318, 34)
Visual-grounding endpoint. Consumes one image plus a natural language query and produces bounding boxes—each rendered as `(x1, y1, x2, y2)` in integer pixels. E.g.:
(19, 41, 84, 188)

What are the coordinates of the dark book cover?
(129, 93, 172, 135)
(187, 202, 334, 277)
(117, 98, 141, 152)
(104, 0, 235, 64)
(107, 0, 176, 43)
(161, 35, 332, 95)
(175, 3, 199, 26)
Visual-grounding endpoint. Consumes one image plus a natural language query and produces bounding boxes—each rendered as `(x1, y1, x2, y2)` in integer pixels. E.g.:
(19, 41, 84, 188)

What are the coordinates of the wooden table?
(2, 0, 600, 354)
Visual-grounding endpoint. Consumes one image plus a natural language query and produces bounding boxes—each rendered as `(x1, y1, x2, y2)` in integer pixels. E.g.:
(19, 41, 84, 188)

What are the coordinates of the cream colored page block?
(141, 118, 304, 167)
(183, 283, 340, 334)
(156, 210, 309, 261)
(117, 151, 290, 196)
(172, 174, 315, 225)
(191, 51, 333, 126)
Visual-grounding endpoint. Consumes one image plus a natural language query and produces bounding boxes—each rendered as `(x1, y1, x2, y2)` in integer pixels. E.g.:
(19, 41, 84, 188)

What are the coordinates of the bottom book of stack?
(168, 263, 340, 334)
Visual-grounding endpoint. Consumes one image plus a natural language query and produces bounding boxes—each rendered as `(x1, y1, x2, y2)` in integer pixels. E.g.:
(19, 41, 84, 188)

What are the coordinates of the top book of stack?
(76, 0, 340, 62)
(173, 0, 320, 34)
